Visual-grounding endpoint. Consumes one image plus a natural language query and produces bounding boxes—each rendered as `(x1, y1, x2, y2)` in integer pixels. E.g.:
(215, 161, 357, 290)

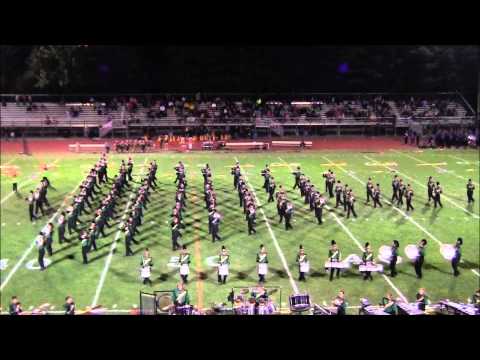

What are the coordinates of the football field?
(1, 148, 479, 314)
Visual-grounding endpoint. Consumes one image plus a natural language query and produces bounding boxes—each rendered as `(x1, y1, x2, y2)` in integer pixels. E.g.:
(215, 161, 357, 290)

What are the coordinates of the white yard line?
(234, 156, 299, 294)
(91, 198, 133, 307)
(278, 157, 408, 302)
(448, 154, 480, 166)
(322, 156, 443, 247)
(363, 155, 480, 219)
(471, 269, 480, 277)
(91, 158, 148, 307)
(392, 149, 478, 186)
(0, 177, 83, 291)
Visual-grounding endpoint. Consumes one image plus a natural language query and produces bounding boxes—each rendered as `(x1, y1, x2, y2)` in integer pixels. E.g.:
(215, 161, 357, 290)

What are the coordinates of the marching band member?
(414, 239, 427, 279)
(211, 209, 222, 242)
(247, 204, 257, 235)
(296, 245, 309, 281)
(80, 230, 90, 264)
(57, 212, 66, 244)
(451, 237, 462, 277)
(26, 190, 36, 222)
(471, 289, 480, 310)
(314, 193, 326, 225)
(172, 282, 190, 308)
(328, 240, 341, 281)
(217, 246, 230, 284)
(334, 180, 344, 208)
(64, 296, 76, 315)
(389, 240, 400, 277)
(292, 166, 302, 190)
(36, 231, 47, 271)
(365, 177, 374, 204)
(285, 201, 294, 230)
(433, 182, 443, 208)
(391, 175, 400, 203)
(331, 290, 346, 315)
(178, 245, 191, 284)
(467, 179, 475, 204)
(171, 217, 182, 251)
(256, 244, 268, 283)
(406, 184, 414, 212)
(415, 288, 430, 311)
(346, 190, 357, 219)
(44, 222, 54, 256)
(362, 242, 374, 281)
(373, 183, 382, 208)
(261, 164, 270, 192)
(342, 184, 349, 212)
(267, 177, 276, 202)
(9, 296, 23, 315)
(140, 248, 153, 285)
(381, 292, 398, 315)
(427, 176, 435, 205)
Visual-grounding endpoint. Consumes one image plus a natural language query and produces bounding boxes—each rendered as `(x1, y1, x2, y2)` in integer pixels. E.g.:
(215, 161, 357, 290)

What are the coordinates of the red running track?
(0, 136, 415, 155)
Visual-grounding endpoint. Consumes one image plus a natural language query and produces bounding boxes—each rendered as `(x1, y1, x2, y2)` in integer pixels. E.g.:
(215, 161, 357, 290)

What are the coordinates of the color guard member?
(217, 246, 230, 284)
(178, 245, 191, 284)
(256, 244, 268, 283)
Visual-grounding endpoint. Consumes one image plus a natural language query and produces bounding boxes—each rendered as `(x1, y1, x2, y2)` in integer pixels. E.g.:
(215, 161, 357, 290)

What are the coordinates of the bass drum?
(404, 244, 419, 261)
(440, 244, 456, 261)
(378, 245, 403, 264)
(156, 293, 173, 314)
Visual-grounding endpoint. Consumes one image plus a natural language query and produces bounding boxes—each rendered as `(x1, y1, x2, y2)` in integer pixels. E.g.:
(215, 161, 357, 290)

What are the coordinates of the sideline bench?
(224, 142, 269, 150)
(68, 143, 107, 153)
(271, 140, 313, 148)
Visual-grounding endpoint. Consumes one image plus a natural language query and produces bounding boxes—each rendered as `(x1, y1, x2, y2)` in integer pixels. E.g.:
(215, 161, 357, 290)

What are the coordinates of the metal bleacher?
(0, 92, 476, 138)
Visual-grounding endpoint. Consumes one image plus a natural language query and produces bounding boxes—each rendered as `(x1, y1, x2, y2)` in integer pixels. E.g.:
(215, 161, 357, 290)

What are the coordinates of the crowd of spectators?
(3, 94, 473, 127)
(396, 97, 461, 119)
(417, 126, 479, 148)
(324, 96, 393, 120)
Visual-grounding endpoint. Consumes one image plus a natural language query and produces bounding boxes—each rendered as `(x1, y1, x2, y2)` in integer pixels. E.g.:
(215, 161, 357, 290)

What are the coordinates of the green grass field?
(1, 148, 479, 314)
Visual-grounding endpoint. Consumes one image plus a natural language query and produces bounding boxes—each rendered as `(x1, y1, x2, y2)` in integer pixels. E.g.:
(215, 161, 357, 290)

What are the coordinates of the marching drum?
(156, 293, 174, 313)
(359, 262, 384, 273)
(218, 264, 229, 276)
(440, 244, 456, 261)
(378, 245, 403, 264)
(324, 261, 349, 269)
(405, 244, 419, 261)
(289, 293, 311, 312)
(299, 261, 310, 273)
(175, 305, 193, 315)
(258, 263, 268, 275)
(180, 263, 190, 275)
(140, 266, 151, 279)
(247, 299, 256, 315)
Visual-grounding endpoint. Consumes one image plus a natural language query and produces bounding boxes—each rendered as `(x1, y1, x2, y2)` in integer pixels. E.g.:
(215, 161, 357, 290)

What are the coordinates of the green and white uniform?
(296, 253, 310, 273)
(218, 254, 230, 276)
(179, 252, 191, 275)
(256, 252, 268, 275)
(140, 255, 153, 279)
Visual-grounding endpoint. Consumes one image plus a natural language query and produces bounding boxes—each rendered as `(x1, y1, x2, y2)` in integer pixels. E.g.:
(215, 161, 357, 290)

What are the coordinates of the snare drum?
(289, 293, 311, 312)
(175, 305, 193, 315)
(299, 261, 310, 273)
(180, 264, 190, 275)
(140, 266, 151, 279)
(218, 264, 229, 276)
(258, 263, 268, 275)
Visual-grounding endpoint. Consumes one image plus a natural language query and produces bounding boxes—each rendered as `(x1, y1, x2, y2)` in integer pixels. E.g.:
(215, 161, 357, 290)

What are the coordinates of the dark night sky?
(2, 46, 479, 105)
